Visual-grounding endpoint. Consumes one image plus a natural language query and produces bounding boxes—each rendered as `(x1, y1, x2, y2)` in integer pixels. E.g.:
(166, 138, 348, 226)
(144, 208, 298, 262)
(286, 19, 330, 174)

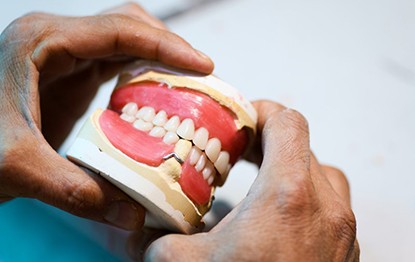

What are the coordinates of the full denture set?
(67, 61, 257, 233)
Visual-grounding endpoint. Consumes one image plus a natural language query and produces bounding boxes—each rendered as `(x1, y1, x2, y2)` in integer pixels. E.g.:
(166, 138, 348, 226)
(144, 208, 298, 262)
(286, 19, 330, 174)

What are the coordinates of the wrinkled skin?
(128, 101, 360, 261)
(0, 3, 214, 230)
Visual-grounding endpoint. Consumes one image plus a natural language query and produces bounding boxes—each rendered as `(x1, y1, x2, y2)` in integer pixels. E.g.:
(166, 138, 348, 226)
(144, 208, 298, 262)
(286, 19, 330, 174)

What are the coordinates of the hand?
(129, 100, 359, 261)
(0, 3, 213, 230)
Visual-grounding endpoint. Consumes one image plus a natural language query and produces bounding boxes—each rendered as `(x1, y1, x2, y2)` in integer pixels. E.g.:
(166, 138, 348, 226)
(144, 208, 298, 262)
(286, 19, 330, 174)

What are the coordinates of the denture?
(67, 60, 257, 233)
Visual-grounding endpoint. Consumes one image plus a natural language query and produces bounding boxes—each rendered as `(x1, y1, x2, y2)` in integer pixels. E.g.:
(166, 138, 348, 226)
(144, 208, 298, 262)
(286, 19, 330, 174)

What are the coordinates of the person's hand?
(0, 3, 213, 230)
(129, 100, 359, 261)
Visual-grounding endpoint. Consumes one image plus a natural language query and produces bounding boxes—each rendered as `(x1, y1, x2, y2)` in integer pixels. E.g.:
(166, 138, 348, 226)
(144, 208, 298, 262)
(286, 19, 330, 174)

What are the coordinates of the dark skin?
(0, 3, 359, 261)
(128, 101, 359, 261)
(0, 3, 213, 230)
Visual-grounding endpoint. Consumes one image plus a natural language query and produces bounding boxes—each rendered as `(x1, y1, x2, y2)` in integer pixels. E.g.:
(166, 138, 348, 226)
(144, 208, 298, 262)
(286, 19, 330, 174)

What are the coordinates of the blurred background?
(0, 0, 414, 261)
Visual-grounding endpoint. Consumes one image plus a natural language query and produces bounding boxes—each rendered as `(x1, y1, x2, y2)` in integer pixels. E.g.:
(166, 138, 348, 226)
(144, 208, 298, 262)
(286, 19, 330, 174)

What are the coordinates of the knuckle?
(273, 172, 317, 216)
(328, 208, 357, 244)
(282, 109, 309, 134)
(64, 179, 102, 216)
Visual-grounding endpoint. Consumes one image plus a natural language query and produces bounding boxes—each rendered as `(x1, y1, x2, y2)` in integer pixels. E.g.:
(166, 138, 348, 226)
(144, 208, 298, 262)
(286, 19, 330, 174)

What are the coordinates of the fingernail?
(195, 49, 211, 61)
(105, 201, 142, 230)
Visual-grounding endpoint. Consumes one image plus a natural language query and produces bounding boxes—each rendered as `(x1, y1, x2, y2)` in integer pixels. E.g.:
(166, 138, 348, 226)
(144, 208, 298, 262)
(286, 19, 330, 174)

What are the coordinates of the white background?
(1, 0, 415, 261)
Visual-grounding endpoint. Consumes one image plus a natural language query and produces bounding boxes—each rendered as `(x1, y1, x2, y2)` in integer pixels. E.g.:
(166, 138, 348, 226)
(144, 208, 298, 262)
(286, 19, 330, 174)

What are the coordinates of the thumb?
(3, 134, 145, 231)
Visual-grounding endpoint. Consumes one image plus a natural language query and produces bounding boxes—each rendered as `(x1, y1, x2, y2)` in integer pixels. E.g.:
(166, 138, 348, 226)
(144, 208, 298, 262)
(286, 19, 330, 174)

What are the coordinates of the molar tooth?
(202, 162, 214, 180)
(122, 102, 138, 115)
(164, 116, 180, 132)
(195, 154, 207, 172)
(149, 126, 166, 137)
(214, 151, 230, 175)
(133, 119, 153, 132)
(177, 118, 195, 140)
(205, 138, 221, 162)
(136, 106, 155, 122)
(193, 127, 209, 150)
(153, 110, 168, 126)
(120, 113, 136, 123)
(207, 175, 215, 186)
(163, 131, 179, 145)
(189, 147, 202, 166)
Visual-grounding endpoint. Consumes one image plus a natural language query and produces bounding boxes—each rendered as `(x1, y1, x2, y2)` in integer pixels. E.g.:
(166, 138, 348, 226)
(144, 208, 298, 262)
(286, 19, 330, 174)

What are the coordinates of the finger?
(321, 165, 351, 206)
(29, 13, 213, 74)
(1, 134, 145, 231)
(252, 100, 311, 182)
(101, 2, 168, 30)
(127, 228, 169, 261)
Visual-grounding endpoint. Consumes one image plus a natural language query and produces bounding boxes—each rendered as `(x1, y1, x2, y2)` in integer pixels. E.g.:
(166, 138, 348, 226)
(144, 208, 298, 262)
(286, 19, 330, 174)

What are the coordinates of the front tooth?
(136, 106, 155, 122)
(207, 175, 214, 186)
(193, 127, 209, 150)
(177, 118, 195, 140)
(122, 102, 138, 116)
(163, 131, 180, 145)
(202, 162, 214, 180)
(149, 126, 166, 137)
(195, 154, 207, 172)
(205, 138, 221, 162)
(133, 119, 153, 132)
(189, 147, 202, 165)
(120, 113, 135, 123)
(153, 110, 168, 126)
(214, 151, 230, 175)
(164, 116, 180, 132)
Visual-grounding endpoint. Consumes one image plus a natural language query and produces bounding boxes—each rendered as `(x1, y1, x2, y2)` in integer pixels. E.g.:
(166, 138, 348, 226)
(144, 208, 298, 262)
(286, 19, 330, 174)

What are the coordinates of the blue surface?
(0, 198, 120, 262)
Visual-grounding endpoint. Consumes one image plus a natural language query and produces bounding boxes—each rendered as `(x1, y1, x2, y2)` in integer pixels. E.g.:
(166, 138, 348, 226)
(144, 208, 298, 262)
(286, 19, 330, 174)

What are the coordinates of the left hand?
(0, 2, 213, 230)
(128, 100, 359, 261)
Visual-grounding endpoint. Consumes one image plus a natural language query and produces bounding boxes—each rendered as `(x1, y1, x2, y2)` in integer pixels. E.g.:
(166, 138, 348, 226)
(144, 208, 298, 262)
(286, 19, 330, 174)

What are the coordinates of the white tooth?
(133, 119, 153, 132)
(214, 151, 230, 175)
(149, 126, 166, 137)
(153, 110, 168, 126)
(189, 147, 202, 166)
(163, 131, 180, 144)
(164, 116, 180, 132)
(177, 118, 195, 140)
(195, 154, 207, 172)
(136, 106, 155, 122)
(193, 127, 209, 150)
(120, 113, 136, 123)
(205, 138, 221, 162)
(207, 175, 214, 186)
(122, 102, 138, 116)
(202, 162, 214, 180)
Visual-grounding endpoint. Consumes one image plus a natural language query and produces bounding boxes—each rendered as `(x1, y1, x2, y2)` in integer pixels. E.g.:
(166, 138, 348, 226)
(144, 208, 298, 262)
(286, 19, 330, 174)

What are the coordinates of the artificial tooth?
(195, 154, 207, 172)
(189, 147, 202, 166)
(133, 119, 153, 132)
(214, 151, 230, 175)
(136, 106, 155, 122)
(163, 131, 180, 145)
(122, 102, 138, 116)
(149, 126, 166, 137)
(177, 118, 195, 140)
(202, 162, 214, 180)
(120, 113, 135, 123)
(193, 127, 209, 150)
(205, 138, 221, 162)
(164, 116, 180, 132)
(207, 175, 214, 186)
(153, 110, 168, 126)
